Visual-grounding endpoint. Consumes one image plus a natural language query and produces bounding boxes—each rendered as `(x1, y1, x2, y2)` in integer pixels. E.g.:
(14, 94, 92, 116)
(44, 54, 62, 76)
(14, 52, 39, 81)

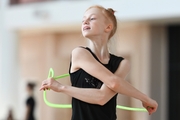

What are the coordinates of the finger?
(42, 80, 49, 85)
(148, 107, 154, 115)
(40, 87, 48, 91)
(39, 87, 45, 91)
(146, 106, 151, 115)
(39, 86, 43, 90)
(39, 85, 49, 91)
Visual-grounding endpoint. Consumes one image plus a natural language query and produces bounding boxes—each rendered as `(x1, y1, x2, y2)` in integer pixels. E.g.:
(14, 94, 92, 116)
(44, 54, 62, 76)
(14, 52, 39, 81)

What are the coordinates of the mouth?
(83, 26, 91, 31)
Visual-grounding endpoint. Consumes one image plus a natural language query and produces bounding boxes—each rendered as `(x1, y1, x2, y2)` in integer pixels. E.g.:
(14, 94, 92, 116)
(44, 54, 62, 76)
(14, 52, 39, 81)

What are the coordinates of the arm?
(69, 47, 158, 114)
(62, 84, 116, 105)
(39, 62, 128, 105)
(70, 48, 147, 100)
(41, 81, 115, 105)
(40, 47, 158, 114)
(60, 56, 130, 105)
(40, 79, 117, 105)
(40, 49, 129, 105)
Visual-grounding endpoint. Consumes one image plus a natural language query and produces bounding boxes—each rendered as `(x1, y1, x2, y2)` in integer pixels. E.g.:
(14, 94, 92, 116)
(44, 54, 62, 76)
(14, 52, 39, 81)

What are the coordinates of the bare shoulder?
(72, 47, 88, 56)
(70, 47, 93, 72)
(71, 47, 92, 60)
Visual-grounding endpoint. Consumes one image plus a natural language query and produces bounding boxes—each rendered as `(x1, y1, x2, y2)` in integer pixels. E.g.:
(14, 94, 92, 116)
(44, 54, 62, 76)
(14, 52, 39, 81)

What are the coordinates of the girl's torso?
(69, 47, 124, 120)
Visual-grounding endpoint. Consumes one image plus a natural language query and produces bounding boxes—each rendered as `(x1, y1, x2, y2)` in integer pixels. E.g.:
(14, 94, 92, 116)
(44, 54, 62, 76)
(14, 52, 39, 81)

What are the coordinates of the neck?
(87, 37, 110, 63)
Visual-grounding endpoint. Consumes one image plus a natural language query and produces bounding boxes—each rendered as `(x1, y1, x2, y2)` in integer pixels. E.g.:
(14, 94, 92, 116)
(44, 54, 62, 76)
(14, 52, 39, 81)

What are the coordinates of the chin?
(82, 33, 90, 39)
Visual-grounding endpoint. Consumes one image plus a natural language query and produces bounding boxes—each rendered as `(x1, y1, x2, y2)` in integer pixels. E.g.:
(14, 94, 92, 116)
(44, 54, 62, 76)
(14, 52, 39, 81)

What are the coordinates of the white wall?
(0, 0, 20, 119)
(4, 0, 180, 30)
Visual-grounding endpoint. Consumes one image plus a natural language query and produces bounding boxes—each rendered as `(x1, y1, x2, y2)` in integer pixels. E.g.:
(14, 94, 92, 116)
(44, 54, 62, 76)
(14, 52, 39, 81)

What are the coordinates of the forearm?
(60, 84, 116, 105)
(40, 77, 116, 105)
(113, 76, 149, 103)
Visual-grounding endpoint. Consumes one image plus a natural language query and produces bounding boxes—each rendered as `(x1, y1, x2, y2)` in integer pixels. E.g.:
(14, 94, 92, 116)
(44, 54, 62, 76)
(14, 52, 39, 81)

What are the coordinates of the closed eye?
(82, 17, 96, 23)
(90, 18, 96, 21)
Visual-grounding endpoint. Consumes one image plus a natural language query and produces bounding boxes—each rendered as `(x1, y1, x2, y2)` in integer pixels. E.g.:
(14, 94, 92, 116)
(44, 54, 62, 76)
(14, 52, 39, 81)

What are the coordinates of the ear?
(105, 24, 113, 33)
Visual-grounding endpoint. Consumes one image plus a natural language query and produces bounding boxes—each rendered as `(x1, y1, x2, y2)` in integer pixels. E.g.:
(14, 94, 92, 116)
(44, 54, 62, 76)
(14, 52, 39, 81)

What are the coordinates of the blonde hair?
(86, 5, 117, 39)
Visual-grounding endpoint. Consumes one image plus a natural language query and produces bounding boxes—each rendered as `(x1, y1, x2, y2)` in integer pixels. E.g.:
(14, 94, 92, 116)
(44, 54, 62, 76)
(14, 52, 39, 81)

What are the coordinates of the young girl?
(40, 5, 158, 120)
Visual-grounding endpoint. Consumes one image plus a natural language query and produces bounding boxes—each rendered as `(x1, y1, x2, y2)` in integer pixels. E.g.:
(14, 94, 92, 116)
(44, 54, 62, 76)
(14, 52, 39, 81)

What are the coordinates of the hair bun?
(107, 8, 115, 15)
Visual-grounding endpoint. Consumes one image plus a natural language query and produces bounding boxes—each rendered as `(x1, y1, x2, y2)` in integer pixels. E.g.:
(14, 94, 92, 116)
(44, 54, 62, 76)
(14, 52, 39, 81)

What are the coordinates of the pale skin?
(40, 7, 158, 115)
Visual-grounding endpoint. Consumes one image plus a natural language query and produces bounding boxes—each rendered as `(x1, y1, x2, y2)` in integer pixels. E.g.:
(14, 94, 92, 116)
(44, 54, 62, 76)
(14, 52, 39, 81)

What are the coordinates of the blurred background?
(0, 0, 180, 120)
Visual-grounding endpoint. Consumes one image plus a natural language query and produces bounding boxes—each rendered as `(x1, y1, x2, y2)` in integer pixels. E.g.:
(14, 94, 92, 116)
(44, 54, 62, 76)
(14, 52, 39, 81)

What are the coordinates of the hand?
(39, 78, 62, 92)
(142, 98, 158, 115)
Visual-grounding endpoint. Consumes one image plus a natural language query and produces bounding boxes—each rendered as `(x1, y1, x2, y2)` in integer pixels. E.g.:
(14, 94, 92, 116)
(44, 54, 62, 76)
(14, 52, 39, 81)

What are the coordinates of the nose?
(83, 19, 89, 25)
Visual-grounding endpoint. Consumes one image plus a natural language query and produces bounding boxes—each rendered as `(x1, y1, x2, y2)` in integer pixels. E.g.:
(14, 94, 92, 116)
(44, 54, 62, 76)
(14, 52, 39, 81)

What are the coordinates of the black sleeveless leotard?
(69, 47, 124, 120)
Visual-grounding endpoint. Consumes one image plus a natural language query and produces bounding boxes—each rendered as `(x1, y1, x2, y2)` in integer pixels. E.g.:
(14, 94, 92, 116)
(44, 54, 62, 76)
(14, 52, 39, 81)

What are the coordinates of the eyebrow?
(83, 13, 97, 19)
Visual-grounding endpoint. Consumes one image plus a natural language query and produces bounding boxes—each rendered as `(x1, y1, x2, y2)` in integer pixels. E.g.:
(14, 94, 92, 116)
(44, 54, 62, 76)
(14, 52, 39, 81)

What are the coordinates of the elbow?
(97, 94, 108, 106)
(95, 90, 109, 105)
(97, 76, 121, 106)
(98, 101, 106, 106)
(108, 76, 120, 92)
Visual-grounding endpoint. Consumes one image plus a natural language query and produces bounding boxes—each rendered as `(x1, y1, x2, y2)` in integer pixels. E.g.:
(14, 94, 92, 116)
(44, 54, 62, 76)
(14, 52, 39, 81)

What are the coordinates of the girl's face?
(81, 8, 108, 39)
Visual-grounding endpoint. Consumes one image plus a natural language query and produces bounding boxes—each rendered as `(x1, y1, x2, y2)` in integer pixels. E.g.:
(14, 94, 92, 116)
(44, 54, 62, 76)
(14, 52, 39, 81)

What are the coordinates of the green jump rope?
(43, 68, 147, 112)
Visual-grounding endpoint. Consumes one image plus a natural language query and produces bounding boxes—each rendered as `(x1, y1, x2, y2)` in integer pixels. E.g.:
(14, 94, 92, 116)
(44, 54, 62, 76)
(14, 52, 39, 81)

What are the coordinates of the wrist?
(58, 84, 66, 92)
(140, 93, 150, 103)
